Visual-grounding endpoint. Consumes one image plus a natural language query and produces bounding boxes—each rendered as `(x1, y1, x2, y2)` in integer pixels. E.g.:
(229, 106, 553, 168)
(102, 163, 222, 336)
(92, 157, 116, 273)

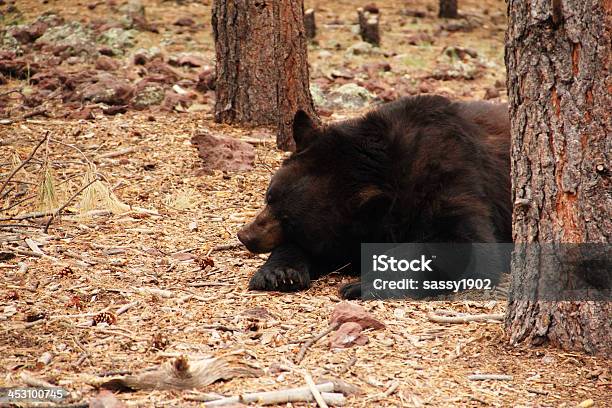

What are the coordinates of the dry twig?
(44, 177, 99, 232)
(427, 312, 504, 324)
(0, 132, 49, 197)
(202, 382, 346, 406)
(305, 372, 329, 408)
(295, 322, 340, 364)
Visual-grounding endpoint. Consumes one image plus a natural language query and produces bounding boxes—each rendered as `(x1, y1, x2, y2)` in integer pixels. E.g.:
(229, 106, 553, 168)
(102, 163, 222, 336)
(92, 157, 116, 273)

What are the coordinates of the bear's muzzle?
(237, 205, 284, 253)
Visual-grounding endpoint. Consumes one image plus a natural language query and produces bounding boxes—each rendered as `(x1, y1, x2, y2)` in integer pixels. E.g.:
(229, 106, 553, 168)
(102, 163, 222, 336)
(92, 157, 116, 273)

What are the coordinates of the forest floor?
(0, 0, 610, 407)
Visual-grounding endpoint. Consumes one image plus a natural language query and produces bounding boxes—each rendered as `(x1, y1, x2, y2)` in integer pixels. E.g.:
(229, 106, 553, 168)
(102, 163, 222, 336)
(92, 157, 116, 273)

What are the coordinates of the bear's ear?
(293, 110, 318, 151)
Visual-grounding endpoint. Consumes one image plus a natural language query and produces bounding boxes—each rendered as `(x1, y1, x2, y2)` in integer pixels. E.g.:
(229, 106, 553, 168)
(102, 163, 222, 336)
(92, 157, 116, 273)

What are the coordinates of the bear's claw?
(249, 264, 311, 292)
(339, 281, 362, 299)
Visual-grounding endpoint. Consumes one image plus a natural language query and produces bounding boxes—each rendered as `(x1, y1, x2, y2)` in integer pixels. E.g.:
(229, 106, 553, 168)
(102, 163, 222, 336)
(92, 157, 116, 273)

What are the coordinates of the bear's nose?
(237, 228, 250, 247)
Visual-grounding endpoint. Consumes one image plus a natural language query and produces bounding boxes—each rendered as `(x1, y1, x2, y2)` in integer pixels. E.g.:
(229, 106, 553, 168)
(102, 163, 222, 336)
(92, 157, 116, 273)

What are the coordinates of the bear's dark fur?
(237, 95, 511, 299)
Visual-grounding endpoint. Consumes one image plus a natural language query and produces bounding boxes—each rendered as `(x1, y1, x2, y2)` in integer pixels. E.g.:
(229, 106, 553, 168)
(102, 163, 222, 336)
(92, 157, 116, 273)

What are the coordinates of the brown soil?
(1, 0, 609, 407)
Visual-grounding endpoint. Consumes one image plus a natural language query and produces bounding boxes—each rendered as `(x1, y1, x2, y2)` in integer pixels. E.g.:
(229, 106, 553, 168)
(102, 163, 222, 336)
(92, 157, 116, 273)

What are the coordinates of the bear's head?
(237, 110, 392, 261)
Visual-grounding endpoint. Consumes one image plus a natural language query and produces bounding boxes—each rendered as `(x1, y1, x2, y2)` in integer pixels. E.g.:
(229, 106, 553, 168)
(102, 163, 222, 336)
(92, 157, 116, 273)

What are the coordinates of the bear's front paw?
(249, 264, 311, 292)
(339, 281, 362, 299)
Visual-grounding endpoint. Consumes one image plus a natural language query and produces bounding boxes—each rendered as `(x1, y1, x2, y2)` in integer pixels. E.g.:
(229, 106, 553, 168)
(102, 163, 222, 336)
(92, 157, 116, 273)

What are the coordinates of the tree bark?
(304, 8, 315, 39)
(438, 0, 458, 19)
(505, 0, 611, 356)
(357, 7, 381, 46)
(212, 0, 317, 151)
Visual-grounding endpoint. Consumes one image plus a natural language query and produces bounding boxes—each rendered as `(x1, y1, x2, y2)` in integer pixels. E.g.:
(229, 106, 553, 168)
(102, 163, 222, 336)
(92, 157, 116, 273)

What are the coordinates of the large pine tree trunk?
(505, 1, 611, 356)
(212, 0, 317, 151)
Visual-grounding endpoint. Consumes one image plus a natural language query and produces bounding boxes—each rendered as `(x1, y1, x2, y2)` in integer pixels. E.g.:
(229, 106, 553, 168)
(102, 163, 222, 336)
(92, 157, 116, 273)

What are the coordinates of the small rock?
(132, 47, 162, 65)
(327, 83, 375, 109)
(401, 9, 426, 18)
(0, 55, 41, 79)
(329, 322, 368, 349)
(405, 32, 434, 46)
(346, 41, 374, 56)
(196, 66, 215, 91)
(483, 86, 500, 100)
(132, 50, 149, 65)
(98, 27, 136, 55)
(174, 17, 195, 27)
(146, 60, 187, 83)
(161, 90, 193, 112)
(443, 46, 478, 60)
(36, 21, 96, 57)
(578, 400, 594, 408)
(330, 301, 385, 329)
(68, 107, 95, 120)
(442, 16, 481, 33)
(169, 53, 206, 68)
(102, 105, 128, 115)
(98, 46, 115, 56)
(9, 21, 48, 44)
(330, 68, 354, 80)
(80, 73, 133, 105)
(1, 31, 23, 55)
(191, 131, 255, 172)
(431, 47, 483, 81)
(362, 61, 391, 77)
(309, 83, 326, 107)
(131, 84, 165, 109)
(95, 55, 120, 71)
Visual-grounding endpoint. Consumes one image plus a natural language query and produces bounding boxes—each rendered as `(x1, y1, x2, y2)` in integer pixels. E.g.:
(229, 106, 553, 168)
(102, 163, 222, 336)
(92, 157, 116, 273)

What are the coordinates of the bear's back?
(364, 95, 512, 242)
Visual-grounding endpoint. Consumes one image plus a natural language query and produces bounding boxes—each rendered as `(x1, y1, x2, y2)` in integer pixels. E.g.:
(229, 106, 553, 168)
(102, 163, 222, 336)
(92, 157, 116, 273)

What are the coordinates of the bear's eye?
(266, 192, 275, 204)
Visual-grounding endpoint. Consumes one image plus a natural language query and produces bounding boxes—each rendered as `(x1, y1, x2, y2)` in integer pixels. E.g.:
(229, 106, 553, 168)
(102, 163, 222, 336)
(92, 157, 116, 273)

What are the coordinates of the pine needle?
(37, 140, 58, 211)
(164, 187, 198, 210)
(78, 166, 130, 214)
(37, 165, 59, 211)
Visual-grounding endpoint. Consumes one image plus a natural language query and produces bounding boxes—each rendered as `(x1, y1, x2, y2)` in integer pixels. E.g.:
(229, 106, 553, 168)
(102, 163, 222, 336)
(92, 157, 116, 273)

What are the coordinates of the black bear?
(237, 95, 511, 299)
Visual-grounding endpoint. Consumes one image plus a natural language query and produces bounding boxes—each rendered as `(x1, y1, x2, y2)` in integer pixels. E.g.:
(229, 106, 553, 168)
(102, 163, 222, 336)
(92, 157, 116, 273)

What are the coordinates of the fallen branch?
(381, 381, 400, 397)
(427, 312, 504, 324)
(12, 248, 43, 258)
(468, 374, 513, 381)
(44, 178, 99, 233)
(24, 237, 44, 255)
(366, 380, 400, 402)
(295, 322, 340, 364)
(0, 132, 48, 197)
(95, 146, 137, 160)
(305, 372, 329, 408)
(0, 223, 42, 229)
(526, 387, 549, 395)
(0, 209, 56, 221)
(20, 371, 55, 388)
(100, 356, 261, 391)
(0, 194, 37, 212)
(22, 107, 48, 120)
(203, 382, 346, 407)
(116, 301, 139, 316)
(211, 242, 243, 252)
(0, 88, 24, 98)
(337, 356, 357, 375)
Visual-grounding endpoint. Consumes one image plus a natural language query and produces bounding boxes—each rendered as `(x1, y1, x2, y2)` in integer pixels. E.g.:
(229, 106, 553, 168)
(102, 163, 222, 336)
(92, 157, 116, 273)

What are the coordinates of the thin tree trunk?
(505, 0, 611, 356)
(438, 0, 458, 19)
(212, 0, 317, 151)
